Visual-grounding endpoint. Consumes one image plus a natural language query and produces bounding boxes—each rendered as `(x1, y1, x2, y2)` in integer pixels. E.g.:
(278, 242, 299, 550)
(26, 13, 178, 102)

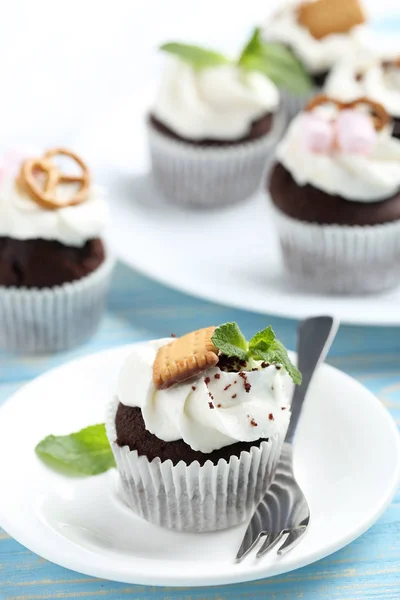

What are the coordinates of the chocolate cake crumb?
(276, 365, 281, 370)
(214, 373, 221, 379)
(208, 402, 214, 409)
(170, 333, 177, 338)
(224, 384, 231, 391)
(208, 392, 214, 400)
(244, 383, 251, 393)
(281, 407, 287, 410)
(261, 362, 270, 369)
(250, 418, 258, 427)
(232, 393, 237, 399)
(218, 355, 247, 372)
(269, 413, 274, 421)
(217, 403, 222, 408)
(192, 386, 196, 391)
(204, 376, 210, 385)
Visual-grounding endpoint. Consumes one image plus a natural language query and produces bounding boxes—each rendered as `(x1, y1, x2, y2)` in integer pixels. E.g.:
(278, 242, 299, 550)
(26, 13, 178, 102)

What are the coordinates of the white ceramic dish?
(77, 83, 400, 326)
(0, 345, 399, 587)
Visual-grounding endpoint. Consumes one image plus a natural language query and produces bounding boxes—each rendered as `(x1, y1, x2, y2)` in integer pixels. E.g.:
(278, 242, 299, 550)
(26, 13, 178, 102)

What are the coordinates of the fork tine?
(236, 531, 265, 562)
(256, 531, 287, 558)
(277, 526, 307, 555)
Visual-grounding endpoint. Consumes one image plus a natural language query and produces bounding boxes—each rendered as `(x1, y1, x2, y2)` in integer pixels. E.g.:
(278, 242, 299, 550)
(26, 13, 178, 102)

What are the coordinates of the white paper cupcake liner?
(0, 251, 115, 353)
(279, 87, 320, 119)
(147, 109, 286, 209)
(106, 397, 290, 532)
(271, 204, 400, 294)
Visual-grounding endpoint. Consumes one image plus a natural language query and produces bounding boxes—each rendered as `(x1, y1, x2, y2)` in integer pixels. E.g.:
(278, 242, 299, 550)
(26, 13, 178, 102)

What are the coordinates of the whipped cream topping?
(264, 2, 363, 75)
(0, 153, 108, 247)
(118, 339, 292, 454)
(152, 58, 279, 141)
(276, 107, 400, 201)
(325, 51, 400, 117)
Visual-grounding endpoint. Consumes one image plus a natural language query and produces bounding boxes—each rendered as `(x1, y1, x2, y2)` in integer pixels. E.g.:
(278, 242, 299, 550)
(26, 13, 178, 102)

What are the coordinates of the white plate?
(78, 75, 400, 326)
(0, 345, 399, 587)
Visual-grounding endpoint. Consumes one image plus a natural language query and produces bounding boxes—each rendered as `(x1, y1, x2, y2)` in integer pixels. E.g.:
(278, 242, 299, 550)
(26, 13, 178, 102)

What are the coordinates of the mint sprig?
(212, 322, 302, 385)
(159, 42, 229, 71)
(35, 423, 115, 476)
(238, 28, 312, 93)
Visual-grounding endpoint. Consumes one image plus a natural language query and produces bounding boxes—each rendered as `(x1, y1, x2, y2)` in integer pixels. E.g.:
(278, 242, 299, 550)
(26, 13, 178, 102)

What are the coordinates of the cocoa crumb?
(281, 407, 287, 410)
(261, 362, 270, 369)
(250, 418, 258, 427)
(204, 377, 210, 385)
(192, 386, 196, 391)
(208, 402, 214, 409)
(238, 371, 246, 379)
(208, 392, 214, 400)
(355, 72, 363, 81)
(217, 403, 222, 408)
(214, 373, 221, 379)
(234, 380, 237, 384)
(170, 333, 177, 338)
(275, 365, 281, 370)
(269, 413, 274, 421)
(224, 384, 231, 391)
(244, 382, 251, 393)
(232, 393, 237, 399)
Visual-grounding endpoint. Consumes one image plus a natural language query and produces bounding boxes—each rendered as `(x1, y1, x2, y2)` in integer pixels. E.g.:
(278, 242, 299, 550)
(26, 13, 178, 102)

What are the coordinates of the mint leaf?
(35, 423, 115, 476)
(249, 326, 302, 385)
(212, 322, 248, 360)
(160, 42, 230, 71)
(238, 28, 312, 93)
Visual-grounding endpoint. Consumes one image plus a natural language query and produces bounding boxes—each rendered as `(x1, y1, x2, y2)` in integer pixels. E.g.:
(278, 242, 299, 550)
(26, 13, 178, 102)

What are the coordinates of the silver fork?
(236, 316, 339, 561)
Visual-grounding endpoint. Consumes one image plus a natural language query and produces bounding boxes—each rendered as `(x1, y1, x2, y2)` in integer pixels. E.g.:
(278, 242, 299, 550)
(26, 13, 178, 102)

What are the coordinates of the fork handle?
(285, 316, 339, 445)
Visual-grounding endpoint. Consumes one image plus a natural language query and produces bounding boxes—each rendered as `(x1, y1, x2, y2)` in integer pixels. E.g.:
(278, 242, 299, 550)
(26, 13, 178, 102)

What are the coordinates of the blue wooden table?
(1, 262, 399, 599)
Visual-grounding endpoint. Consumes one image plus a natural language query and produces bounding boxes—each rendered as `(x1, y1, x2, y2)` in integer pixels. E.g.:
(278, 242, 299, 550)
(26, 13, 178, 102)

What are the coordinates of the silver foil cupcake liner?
(106, 396, 290, 532)
(271, 205, 400, 294)
(0, 251, 115, 353)
(147, 109, 286, 209)
(279, 87, 319, 119)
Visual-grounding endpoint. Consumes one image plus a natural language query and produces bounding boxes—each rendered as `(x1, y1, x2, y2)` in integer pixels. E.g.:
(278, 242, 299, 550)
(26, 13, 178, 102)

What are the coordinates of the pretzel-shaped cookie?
(305, 94, 390, 131)
(18, 147, 90, 210)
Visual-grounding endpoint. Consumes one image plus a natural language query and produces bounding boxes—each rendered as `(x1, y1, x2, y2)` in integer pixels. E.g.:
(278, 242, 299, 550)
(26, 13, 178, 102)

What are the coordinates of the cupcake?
(0, 147, 113, 353)
(325, 50, 400, 139)
(148, 30, 290, 209)
(263, 0, 366, 117)
(106, 322, 300, 531)
(268, 95, 400, 294)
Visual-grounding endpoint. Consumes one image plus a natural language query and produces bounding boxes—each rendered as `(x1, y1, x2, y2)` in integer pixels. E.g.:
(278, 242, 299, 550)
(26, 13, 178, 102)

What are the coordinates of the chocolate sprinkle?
(224, 384, 231, 391)
(208, 402, 214, 409)
(232, 393, 237, 399)
(269, 413, 274, 421)
(250, 418, 258, 427)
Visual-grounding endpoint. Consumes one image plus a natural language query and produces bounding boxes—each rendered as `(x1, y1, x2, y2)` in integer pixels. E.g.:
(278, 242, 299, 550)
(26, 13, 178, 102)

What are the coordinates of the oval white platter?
(0, 345, 399, 586)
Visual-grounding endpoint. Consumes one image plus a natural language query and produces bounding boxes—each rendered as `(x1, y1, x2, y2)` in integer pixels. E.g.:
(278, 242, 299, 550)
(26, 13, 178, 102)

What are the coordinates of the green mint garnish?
(238, 27, 312, 93)
(159, 42, 229, 70)
(212, 322, 302, 385)
(35, 423, 115, 476)
(211, 322, 248, 361)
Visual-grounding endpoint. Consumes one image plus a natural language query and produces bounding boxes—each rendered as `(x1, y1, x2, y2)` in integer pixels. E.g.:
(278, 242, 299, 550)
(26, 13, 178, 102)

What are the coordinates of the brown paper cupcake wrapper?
(147, 109, 286, 209)
(271, 204, 400, 293)
(106, 396, 290, 532)
(0, 250, 115, 353)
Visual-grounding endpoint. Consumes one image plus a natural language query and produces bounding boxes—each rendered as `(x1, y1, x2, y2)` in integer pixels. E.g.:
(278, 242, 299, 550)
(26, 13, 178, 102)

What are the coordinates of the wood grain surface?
(1, 263, 399, 600)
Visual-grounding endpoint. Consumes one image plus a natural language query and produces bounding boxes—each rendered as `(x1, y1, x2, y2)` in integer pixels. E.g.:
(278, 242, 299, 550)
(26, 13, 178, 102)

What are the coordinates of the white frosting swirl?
(264, 2, 363, 75)
(0, 157, 108, 247)
(118, 339, 292, 454)
(152, 58, 279, 141)
(325, 51, 400, 117)
(276, 110, 400, 201)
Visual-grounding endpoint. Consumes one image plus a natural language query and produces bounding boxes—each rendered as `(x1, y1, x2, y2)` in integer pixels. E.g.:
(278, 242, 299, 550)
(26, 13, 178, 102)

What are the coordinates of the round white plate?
(78, 64, 400, 326)
(0, 345, 399, 587)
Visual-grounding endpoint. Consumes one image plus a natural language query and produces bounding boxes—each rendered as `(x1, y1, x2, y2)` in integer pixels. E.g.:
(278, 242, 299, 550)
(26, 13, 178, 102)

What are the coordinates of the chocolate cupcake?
(148, 32, 288, 209)
(268, 95, 400, 293)
(263, 0, 366, 117)
(0, 147, 113, 352)
(106, 323, 300, 531)
(325, 50, 400, 139)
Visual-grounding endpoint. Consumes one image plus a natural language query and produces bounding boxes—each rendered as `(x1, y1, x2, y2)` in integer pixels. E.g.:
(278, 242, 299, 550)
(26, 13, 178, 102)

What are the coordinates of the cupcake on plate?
(106, 322, 300, 531)
(263, 0, 366, 116)
(325, 50, 400, 139)
(148, 29, 295, 209)
(268, 94, 400, 294)
(0, 147, 113, 353)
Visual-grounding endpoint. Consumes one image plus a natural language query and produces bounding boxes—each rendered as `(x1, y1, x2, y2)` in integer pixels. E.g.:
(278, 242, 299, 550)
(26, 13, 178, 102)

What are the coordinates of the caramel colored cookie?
(298, 0, 365, 40)
(153, 327, 219, 389)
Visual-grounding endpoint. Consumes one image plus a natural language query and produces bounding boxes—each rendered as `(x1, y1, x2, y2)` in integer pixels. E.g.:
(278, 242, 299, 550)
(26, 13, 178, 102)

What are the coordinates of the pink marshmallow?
(299, 112, 335, 153)
(336, 109, 377, 155)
